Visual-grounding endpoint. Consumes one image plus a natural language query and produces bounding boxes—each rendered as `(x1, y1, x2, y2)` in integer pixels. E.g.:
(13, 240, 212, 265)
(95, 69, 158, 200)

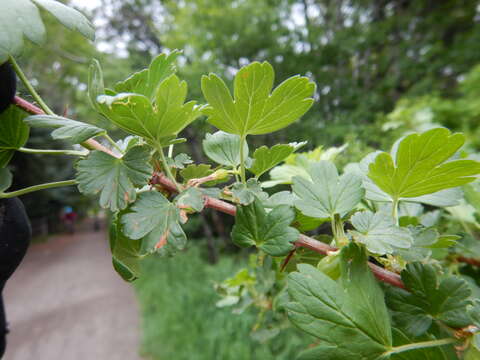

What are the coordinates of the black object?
(0, 62, 17, 114)
(0, 198, 31, 358)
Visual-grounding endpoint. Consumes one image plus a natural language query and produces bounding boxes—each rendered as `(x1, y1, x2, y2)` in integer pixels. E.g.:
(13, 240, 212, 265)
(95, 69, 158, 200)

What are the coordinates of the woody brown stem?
(151, 172, 405, 289)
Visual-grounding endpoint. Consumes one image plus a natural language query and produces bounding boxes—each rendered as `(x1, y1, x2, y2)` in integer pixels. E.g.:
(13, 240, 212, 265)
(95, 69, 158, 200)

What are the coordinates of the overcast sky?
(71, 0, 100, 10)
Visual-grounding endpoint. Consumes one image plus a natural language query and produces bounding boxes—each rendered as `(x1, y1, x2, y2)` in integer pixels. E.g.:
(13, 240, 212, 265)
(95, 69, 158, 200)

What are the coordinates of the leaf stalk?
(0, 180, 77, 198)
(384, 337, 457, 356)
(9, 56, 55, 115)
(239, 135, 247, 184)
(157, 146, 180, 191)
(19, 147, 88, 156)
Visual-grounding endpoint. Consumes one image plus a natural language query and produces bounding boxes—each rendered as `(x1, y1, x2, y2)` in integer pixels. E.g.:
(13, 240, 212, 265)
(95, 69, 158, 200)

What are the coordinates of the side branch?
(151, 172, 405, 289)
(457, 256, 480, 268)
(13, 98, 406, 288)
(14, 96, 119, 158)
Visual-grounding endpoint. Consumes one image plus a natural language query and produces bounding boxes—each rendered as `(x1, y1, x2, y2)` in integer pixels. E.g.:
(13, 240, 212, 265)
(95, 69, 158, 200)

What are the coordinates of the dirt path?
(2, 227, 142, 360)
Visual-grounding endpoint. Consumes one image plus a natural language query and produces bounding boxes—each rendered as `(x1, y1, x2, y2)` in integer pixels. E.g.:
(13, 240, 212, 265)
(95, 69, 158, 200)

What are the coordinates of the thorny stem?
(152, 172, 406, 289)
(383, 338, 457, 356)
(9, 56, 55, 115)
(0, 180, 77, 198)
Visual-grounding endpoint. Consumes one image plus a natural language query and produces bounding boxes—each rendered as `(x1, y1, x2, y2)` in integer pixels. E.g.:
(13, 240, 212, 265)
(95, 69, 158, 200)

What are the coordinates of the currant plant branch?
(151, 172, 407, 289)
(14, 95, 479, 290)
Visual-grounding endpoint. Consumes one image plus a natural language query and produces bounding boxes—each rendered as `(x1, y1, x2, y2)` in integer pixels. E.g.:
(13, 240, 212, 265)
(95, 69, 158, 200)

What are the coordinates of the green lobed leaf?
(121, 191, 186, 256)
(0, 0, 94, 63)
(231, 199, 298, 256)
(202, 131, 249, 167)
(75, 145, 152, 211)
(175, 187, 204, 212)
(368, 128, 480, 200)
(340, 243, 393, 347)
(263, 144, 348, 188)
(395, 227, 438, 261)
(24, 115, 105, 144)
(292, 160, 364, 219)
(262, 191, 295, 208)
(348, 150, 465, 207)
(166, 153, 193, 169)
(0, 106, 30, 167)
(0, 168, 13, 193)
(248, 143, 304, 178)
(115, 136, 143, 152)
(201, 61, 315, 137)
(349, 210, 413, 255)
(286, 243, 392, 360)
(109, 212, 144, 282)
(231, 178, 268, 205)
(113, 51, 180, 99)
(386, 262, 472, 337)
(98, 74, 201, 146)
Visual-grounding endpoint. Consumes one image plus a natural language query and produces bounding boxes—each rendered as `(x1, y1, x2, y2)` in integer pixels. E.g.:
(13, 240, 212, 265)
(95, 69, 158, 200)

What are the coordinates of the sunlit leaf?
(201, 61, 315, 136)
(248, 143, 304, 178)
(114, 51, 180, 99)
(368, 128, 480, 200)
(348, 150, 465, 207)
(98, 74, 201, 146)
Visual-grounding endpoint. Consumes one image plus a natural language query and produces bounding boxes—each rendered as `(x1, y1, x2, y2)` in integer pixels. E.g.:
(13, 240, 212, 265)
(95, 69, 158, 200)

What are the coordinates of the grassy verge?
(134, 245, 309, 360)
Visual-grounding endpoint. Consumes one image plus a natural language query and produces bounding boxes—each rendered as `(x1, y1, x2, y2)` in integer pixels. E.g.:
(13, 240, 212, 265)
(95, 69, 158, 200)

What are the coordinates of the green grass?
(134, 245, 309, 360)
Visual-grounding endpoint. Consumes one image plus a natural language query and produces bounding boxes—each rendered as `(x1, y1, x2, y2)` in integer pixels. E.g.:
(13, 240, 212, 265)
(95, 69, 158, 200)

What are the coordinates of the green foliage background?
(134, 246, 309, 360)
